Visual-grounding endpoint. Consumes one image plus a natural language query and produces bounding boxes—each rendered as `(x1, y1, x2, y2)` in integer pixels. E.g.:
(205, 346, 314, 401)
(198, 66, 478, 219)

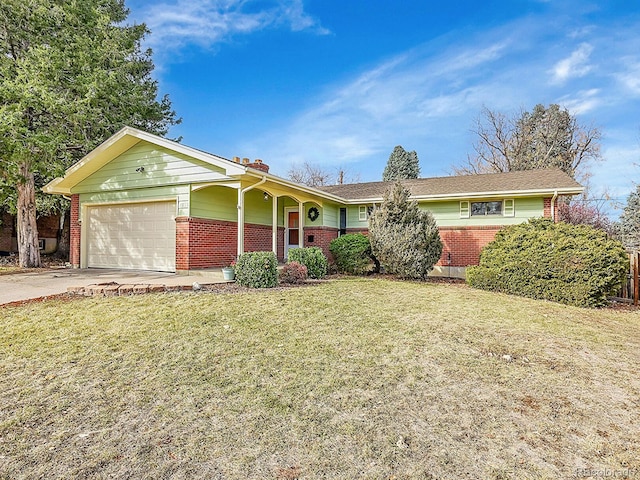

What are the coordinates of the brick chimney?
(246, 158, 269, 173)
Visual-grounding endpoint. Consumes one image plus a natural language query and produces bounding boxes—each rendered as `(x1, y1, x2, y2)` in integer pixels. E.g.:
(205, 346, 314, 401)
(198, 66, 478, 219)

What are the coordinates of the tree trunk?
(16, 162, 41, 268)
(56, 208, 70, 260)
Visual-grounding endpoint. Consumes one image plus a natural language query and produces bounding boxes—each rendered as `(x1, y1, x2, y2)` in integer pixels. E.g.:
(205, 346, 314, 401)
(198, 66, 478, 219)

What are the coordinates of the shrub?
(329, 233, 377, 275)
(287, 247, 328, 279)
(368, 182, 442, 279)
(279, 261, 308, 284)
(235, 251, 278, 288)
(466, 218, 629, 307)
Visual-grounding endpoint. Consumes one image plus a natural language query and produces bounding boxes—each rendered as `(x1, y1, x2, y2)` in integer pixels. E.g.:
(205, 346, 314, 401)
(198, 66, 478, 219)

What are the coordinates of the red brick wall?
(245, 223, 273, 253)
(303, 226, 339, 260)
(175, 218, 282, 270)
(175, 217, 238, 270)
(338, 225, 502, 268)
(0, 212, 13, 251)
(436, 226, 502, 267)
(70, 195, 81, 268)
(543, 197, 557, 219)
(37, 214, 60, 238)
(277, 227, 284, 262)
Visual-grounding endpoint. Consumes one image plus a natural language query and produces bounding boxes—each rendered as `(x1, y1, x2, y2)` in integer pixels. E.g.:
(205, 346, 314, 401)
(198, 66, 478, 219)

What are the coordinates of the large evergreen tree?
(618, 185, 640, 251)
(368, 182, 442, 279)
(0, 0, 179, 267)
(382, 145, 420, 181)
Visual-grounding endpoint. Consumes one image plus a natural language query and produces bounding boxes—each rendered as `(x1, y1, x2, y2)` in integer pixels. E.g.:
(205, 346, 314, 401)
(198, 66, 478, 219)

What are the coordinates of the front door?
(285, 209, 300, 258)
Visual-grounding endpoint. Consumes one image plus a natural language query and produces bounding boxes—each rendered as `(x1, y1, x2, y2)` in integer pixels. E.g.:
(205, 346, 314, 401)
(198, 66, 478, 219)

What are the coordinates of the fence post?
(634, 252, 639, 306)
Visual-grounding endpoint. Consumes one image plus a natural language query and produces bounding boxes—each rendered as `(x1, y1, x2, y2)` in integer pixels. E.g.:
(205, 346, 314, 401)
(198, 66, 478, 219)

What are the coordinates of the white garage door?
(86, 201, 176, 272)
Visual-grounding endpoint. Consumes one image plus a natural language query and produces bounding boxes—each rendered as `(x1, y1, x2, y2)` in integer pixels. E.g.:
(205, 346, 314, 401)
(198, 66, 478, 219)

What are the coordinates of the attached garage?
(85, 201, 176, 272)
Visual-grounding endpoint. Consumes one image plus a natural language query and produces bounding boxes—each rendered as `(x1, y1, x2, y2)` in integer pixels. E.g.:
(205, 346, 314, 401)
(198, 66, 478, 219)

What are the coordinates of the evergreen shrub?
(287, 247, 328, 279)
(329, 233, 376, 275)
(235, 251, 278, 288)
(369, 183, 442, 279)
(466, 218, 629, 307)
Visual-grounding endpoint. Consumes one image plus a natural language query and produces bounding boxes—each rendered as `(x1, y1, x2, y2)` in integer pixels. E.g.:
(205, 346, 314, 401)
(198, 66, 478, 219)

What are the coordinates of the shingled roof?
(317, 168, 583, 201)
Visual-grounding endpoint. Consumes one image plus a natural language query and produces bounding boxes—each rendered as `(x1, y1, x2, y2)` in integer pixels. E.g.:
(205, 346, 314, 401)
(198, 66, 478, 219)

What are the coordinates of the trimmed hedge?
(466, 218, 629, 307)
(235, 251, 278, 288)
(329, 233, 376, 275)
(287, 247, 328, 279)
(279, 261, 308, 284)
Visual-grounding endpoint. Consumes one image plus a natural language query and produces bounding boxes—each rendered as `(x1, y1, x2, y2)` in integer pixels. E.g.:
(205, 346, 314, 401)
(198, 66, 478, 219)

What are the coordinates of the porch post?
(272, 194, 278, 256)
(298, 201, 304, 248)
(237, 188, 244, 257)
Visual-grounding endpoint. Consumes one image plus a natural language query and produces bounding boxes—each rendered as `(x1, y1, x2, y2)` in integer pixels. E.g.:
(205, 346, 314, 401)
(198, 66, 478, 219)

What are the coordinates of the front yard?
(1, 278, 639, 479)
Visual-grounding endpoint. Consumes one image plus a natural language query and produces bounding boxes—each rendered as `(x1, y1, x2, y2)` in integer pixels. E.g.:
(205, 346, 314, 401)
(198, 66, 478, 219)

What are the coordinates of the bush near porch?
(235, 251, 278, 288)
(287, 247, 328, 279)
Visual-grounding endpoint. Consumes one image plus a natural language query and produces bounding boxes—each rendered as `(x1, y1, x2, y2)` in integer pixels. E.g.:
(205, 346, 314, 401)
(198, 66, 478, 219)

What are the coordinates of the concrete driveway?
(0, 268, 225, 305)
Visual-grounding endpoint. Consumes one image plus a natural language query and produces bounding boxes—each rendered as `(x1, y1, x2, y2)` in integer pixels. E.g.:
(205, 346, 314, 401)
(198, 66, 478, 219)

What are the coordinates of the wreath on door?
(307, 206, 319, 222)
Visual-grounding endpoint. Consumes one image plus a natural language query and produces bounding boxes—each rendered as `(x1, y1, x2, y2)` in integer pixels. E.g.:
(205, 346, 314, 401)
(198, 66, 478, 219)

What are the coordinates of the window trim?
(460, 199, 515, 218)
(459, 201, 470, 218)
(358, 205, 367, 221)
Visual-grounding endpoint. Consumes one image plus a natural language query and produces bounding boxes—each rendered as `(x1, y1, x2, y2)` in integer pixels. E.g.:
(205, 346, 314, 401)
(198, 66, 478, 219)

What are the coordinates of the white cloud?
(140, 0, 328, 51)
(250, 40, 514, 170)
(616, 59, 640, 96)
(550, 43, 594, 84)
(557, 89, 602, 114)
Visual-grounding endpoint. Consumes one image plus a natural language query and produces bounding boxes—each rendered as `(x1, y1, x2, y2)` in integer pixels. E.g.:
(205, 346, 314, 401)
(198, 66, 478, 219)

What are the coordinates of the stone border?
(67, 282, 213, 297)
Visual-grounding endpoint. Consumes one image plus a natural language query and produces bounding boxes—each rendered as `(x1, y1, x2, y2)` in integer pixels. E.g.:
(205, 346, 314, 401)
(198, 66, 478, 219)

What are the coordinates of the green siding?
(422, 197, 544, 226)
(245, 189, 273, 225)
(322, 204, 339, 228)
(345, 197, 545, 229)
(72, 141, 227, 194)
(346, 204, 372, 229)
(78, 185, 190, 219)
(303, 202, 322, 227)
(190, 186, 237, 222)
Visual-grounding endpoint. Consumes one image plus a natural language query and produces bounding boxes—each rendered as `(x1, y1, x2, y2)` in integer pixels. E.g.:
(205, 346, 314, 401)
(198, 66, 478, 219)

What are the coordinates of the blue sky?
(127, 0, 639, 214)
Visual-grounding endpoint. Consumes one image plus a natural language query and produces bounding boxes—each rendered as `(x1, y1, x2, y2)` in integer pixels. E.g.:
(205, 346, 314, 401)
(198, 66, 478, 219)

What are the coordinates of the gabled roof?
(43, 127, 584, 203)
(318, 169, 583, 202)
(43, 126, 248, 195)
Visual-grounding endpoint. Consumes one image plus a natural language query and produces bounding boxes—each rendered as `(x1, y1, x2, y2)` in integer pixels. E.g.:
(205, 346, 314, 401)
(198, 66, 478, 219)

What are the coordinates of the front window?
(471, 201, 503, 216)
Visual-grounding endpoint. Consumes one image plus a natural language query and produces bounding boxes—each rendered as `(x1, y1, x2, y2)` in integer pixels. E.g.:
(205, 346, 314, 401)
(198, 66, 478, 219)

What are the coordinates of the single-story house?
(43, 126, 583, 277)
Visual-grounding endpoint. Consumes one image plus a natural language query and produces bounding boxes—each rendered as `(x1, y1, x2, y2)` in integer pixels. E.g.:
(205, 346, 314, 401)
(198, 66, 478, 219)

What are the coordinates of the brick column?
(70, 194, 81, 268)
(175, 217, 190, 271)
(543, 197, 558, 220)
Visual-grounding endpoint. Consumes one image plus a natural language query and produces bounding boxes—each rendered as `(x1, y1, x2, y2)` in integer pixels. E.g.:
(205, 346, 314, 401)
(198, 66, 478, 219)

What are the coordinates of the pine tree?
(368, 183, 442, 279)
(0, 0, 179, 267)
(382, 146, 420, 181)
(618, 185, 640, 251)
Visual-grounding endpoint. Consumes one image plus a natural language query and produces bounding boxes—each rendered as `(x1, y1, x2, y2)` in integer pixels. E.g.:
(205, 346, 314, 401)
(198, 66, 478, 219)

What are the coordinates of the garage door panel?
(87, 201, 176, 272)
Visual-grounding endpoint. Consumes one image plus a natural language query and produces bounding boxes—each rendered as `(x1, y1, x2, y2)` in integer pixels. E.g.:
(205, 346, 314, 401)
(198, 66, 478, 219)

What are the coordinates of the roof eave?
(339, 186, 585, 204)
(243, 170, 348, 203)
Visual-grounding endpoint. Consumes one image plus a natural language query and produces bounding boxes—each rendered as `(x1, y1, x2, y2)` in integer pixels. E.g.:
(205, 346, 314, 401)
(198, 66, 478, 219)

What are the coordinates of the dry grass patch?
(1, 278, 639, 479)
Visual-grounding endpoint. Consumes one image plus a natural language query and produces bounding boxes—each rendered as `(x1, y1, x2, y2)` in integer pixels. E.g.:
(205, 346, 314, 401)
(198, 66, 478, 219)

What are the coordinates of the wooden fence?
(613, 251, 639, 305)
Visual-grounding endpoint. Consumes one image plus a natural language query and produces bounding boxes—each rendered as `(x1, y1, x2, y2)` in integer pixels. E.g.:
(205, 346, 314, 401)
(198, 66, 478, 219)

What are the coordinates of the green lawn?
(1, 278, 639, 479)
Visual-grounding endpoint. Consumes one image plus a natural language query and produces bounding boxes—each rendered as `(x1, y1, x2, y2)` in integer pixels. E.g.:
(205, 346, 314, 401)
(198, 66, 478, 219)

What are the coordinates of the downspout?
(237, 176, 267, 257)
(551, 190, 558, 222)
